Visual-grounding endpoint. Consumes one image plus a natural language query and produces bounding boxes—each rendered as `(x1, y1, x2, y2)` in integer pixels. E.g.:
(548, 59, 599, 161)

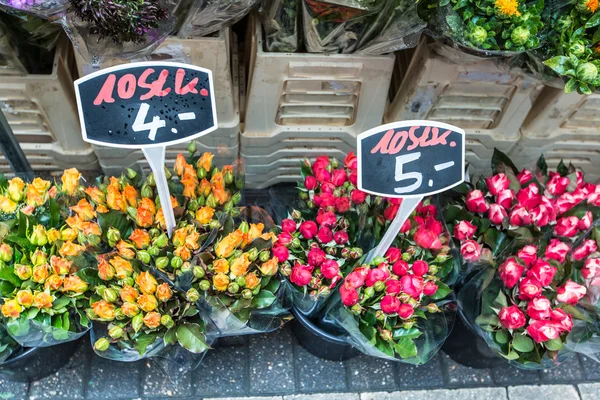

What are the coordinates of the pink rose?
(556, 280, 586, 305)
(582, 258, 600, 279)
(385, 279, 402, 295)
(509, 205, 532, 226)
(466, 190, 489, 213)
(454, 220, 477, 241)
(423, 281, 438, 296)
(312, 156, 330, 172)
(551, 309, 574, 333)
(555, 192, 583, 215)
(555, 216, 579, 237)
(400, 275, 424, 298)
(299, 221, 318, 239)
(344, 152, 357, 170)
(290, 265, 313, 287)
(366, 266, 390, 287)
(578, 211, 593, 231)
(384, 204, 399, 221)
(318, 193, 335, 208)
(272, 245, 289, 262)
(414, 228, 442, 250)
(547, 174, 570, 196)
(385, 247, 402, 263)
(349, 170, 357, 186)
(344, 267, 368, 289)
(281, 219, 297, 234)
(527, 259, 557, 287)
(400, 219, 411, 233)
(486, 173, 510, 196)
(317, 227, 334, 243)
(278, 232, 293, 246)
(392, 260, 409, 277)
(350, 189, 367, 205)
(497, 189, 515, 209)
(340, 285, 359, 306)
(424, 216, 443, 236)
(335, 197, 351, 214)
(488, 203, 508, 225)
(498, 258, 525, 288)
(331, 169, 347, 187)
(530, 204, 553, 227)
(517, 184, 541, 210)
(307, 248, 326, 267)
(380, 295, 401, 314)
(397, 303, 415, 319)
(545, 239, 570, 263)
(527, 297, 552, 320)
(321, 182, 335, 194)
(527, 320, 560, 343)
(321, 259, 340, 280)
(412, 260, 429, 276)
(304, 176, 318, 190)
(460, 240, 481, 262)
(334, 230, 349, 245)
(517, 245, 538, 267)
(517, 169, 533, 185)
(519, 277, 542, 300)
(316, 210, 337, 228)
(572, 240, 598, 261)
(498, 305, 526, 329)
(418, 204, 438, 217)
(315, 168, 331, 183)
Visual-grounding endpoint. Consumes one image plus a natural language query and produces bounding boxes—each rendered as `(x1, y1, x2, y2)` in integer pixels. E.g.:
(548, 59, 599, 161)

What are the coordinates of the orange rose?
(195, 206, 215, 225)
(1, 300, 21, 318)
(197, 152, 214, 172)
(174, 153, 188, 176)
(215, 230, 244, 258)
(44, 275, 63, 291)
(143, 311, 161, 329)
(213, 273, 230, 291)
(120, 286, 139, 303)
(174, 246, 192, 261)
(85, 186, 106, 205)
(91, 300, 116, 320)
(96, 205, 109, 213)
(248, 223, 265, 242)
(62, 276, 88, 294)
(198, 178, 212, 197)
(185, 230, 200, 251)
(129, 229, 151, 249)
(33, 291, 53, 309)
(51, 256, 72, 275)
(61, 228, 78, 242)
(155, 210, 166, 229)
(137, 294, 158, 312)
(136, 198, 156, 228)
(116, 240, 136, 259)
(107, 178, 127, 212)
(156, 283, 172, 302)
(260, 232, 277, 244)
(110, 256, 133, 279)
(121, 302, 140, 318)
(230, 254, 251, 277)
(59, 241, 85, 257)
(123, 185, 138, 207)
(213, 259, 229, 274)
(172, 227, 187, 247)
(97, 258, 115, 281)
(46, 228, 60, 243)
(212, 183, 229, 205)
(66, 215, 84, 231)
(245, 272, 260, 289)
(0, 195, 17, 213)
(32, 264, 50, 283)
(181, 174, 198, 199)
(260, 257, 279, 276)
(16, 289, 34, 307)
(82, 222, 101, 236)
(136, 271, 158, 295)
(70, 199, 96, 221)
(61, 168, 81, 195)
(26, 178, 50, 206)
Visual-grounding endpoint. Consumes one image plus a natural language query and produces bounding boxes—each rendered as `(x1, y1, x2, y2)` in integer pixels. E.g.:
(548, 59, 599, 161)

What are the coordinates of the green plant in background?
(543, 0, 600, 94)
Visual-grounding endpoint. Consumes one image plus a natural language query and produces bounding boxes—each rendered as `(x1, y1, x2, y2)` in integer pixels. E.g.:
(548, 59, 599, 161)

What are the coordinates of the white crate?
(386, 39, 544, 177)
(0, 37, 98, 173)
(509, 87, 600, 183)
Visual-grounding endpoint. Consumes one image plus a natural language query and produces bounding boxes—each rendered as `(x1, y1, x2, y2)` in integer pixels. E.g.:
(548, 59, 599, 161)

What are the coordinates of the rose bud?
(385, 279, 402, 295)
(527, 296, 552, 320)
(554, 313, 574, 333)
(333, 230, 349, 245)
(290, 265, 313, 287)
(385, 247, 402, 263)
(392, 260, 409, 277)
(547, 174, 570, 196)
(14, 264, 32, 280)
(321, 182, 335, 194)
(344, 267, 368, 289)
(29, 225, 48, 247)
(414, 228, 442, 250)
(0, 244, 13, 263)
(366, 266, 390, 287)
(518, 277, 542, 300)
(517, 169, 533, 184)
(465, 190, 489, 213)
(509, 205, 531, 226)
(304, 176, 318, 190)
(277, 232, 293, 247)
(545, 239, 570, 263)
(299, 221, 318, 239)
(161, 314, 175, 329)
(555, 192, 581, 214)
(321, 259, 340, 280)
(526, 259, 557, 287)
(497, 189, 515, 209)
(412, 260, 429, 276)
(281, 219, 297, 234)
(527, 320, 560, 343)
(315, 168, 331, 183)
(380, 295, 401, 314)
(400, 219, 411, 233)
(94, 338, 110, 352)
(156, 283, 172, 302)
(186, 288, 200, 302)
(317, 227, 334, 243)
(573, 239, 598, 261)
(384, 204, 399, 221)
(578, 211, 593, 231)
(307, 248, 326, 267)
(486, 173, 510, 196)
(498, 258, 525, 288)
(340, 285, 359, 306)
(488, 203, 508, 225)
(400, 275, 424, 299)
(270, 245, 288, 263)
(16, 289, 33, 307)
(556, 280, 586, 305)
(331, 169, 347, 186)
(395, 303, 413, 319)
(316, 210, 336, 228)
(350, 189, 367, 205)
(498, 305, 526, 329)
(143, 312, 161, 329)
(453, 220, 477, 241)
(423, 281, 438, 296)
(517, 184, 541, 210)
(514, 246, 538, 269)
(582, 258, 600, 279)
(555, 216, 580, 237)
(108, 325, 124, 339)
(460, 240, 481, 262)
(334, 197, 351, 214)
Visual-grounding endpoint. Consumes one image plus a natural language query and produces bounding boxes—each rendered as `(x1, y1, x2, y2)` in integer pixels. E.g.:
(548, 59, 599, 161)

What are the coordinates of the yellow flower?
(44, 275, 63, 291)
(248, 223, 265, 242)
(137, 294, 158, 312)
(587, 0, 599, 12)
(1, 300, 21, 318)
(66, 215, 84, 231)
(0, 195, 17, 213)
(62, 275, 88, 293)
(195, 206, 215, 224)
(245, 272, 260, 289)
(120, 286, 139, 303)
(123, 185, 138, 208)
(46, 228, 61, 243)
(143, 311, 161, 328)
(96, 205, 109, 213)
(121, 302, 140, 318)
(110, 256, 133, 279)
(31, 249, 47, 266)
(129, 229, 151, 249)
(91, 300, 116, 320)
(156, 283, 172, 302)
(136, 197, 156, 228)
(51, 256, 73, 275)
(495, 0, 521, 17)
(213, 273, 230, 291)
(26, 177, 50, 206)
(70, 199, 96, 221)
(59, 241, 85, 257)
(260, 257, 279, 276)
(174, 245, 192, 261)
(61, 228, 78, 242)
(213, 259, 229, 274)
(136, 271, 158, 295)
(85, 186, 106, 205)
(32, 264, 50, 283)
(16, 289, 33, 307)
(230, 254, 251, 277)
(172, 227, 188, 247)
(197, 152, 214, 172)
(61, 168, 81, 195)
(33, 291, 53, 309)
(260, 232, 277, 244)
(185, 229, 201, 251)
(215, 230, 244, 258)
(7, 177, 25, 202)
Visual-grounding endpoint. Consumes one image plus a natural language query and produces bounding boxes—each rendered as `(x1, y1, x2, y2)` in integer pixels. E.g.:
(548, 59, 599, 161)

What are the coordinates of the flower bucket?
(0, 339, 81, 382)
(291, 307, 359, 361)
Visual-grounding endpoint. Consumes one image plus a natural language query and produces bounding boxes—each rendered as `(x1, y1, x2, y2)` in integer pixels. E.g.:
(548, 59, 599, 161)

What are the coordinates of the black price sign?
(74, 61, 217, 149)
(357, 121, 465, 198)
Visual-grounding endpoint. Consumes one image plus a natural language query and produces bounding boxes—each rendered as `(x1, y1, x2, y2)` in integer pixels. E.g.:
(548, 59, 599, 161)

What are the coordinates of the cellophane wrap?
(178, 0, 259, 38)
(0, 323, 21, 363)
(0, 0, 66, 18)
(261, 0, 301, 52)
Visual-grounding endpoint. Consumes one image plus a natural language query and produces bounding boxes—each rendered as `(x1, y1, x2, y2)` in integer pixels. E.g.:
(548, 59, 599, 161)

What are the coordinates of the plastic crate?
(508, 87, 600, 183)
(0, 37, 98, 174)
(385, 39, 544, 177)
(241, 16, 394, 188)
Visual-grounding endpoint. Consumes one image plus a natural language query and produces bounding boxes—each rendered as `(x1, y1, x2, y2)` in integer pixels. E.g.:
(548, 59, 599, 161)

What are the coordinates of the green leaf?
(544, 56, 573, 76)
(251, 291, 277, 309)
(0, 266, 21, 287)
(586, 11, 600, 28)
(495, 330, 509, 344)
(3, 234, 33, 250)
(429, 282, 451, 300)
(494, 291, 508, 307)
(164, 328, 177, 346)
(300, 161, 312, 180)
(176, 323, 210, 354)
(49, 197, 60, 228)
(503, 350, 520, 360)
(0, 281, 15, 297)
(544, 338, 563, 351)
(557, 160, 568, 176)
(52, 296, 71, 310)
(393, 327, 422, 340)
(134, 333, 159, 355)
(394, 338, 418, 359)
(491, 149, 519, 175)
(512, 334, 534, 353)
(7, 318, 30, 338)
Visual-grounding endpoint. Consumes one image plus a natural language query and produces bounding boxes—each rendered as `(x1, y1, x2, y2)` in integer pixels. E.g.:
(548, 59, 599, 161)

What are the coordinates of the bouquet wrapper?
(0, 323, 20, 363)
(3, 312, 90, 348)
(323, 290, 456, 364)
(178, 0, 258, 38)
(261, 0, 301, 52)
(0, 0, 67, 18)
(282, 278, 338, 319)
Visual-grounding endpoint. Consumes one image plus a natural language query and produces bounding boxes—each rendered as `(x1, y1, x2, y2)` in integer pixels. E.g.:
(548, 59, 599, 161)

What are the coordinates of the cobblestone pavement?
(0, 325, 599, 400)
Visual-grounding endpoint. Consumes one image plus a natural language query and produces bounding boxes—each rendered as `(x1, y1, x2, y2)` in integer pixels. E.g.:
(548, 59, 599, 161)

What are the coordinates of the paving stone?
(194, 345, 248, 397)
(492, 363, 541, 385)
(360, 387, 508, 400)
(249, 326, 295, 394)
(578, 383, 600, 400)
(345, 354, 396, 391)
(395, 354, 444, 389)
(28, 342, 90, 400)
(141, 358, 193, 398)
(217, 335, 250, 347)
(86, 356, 141, 399)
(285, 394, 359, 400)
(0, 379, 28, 400)
(578, 355, 600, 380)
(507, 385, 580, 400)
(204, 397, 283, 400)
(540, 355, 584, 383)
(293, 344, 346, 393)
(440, 353, 494, 386)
